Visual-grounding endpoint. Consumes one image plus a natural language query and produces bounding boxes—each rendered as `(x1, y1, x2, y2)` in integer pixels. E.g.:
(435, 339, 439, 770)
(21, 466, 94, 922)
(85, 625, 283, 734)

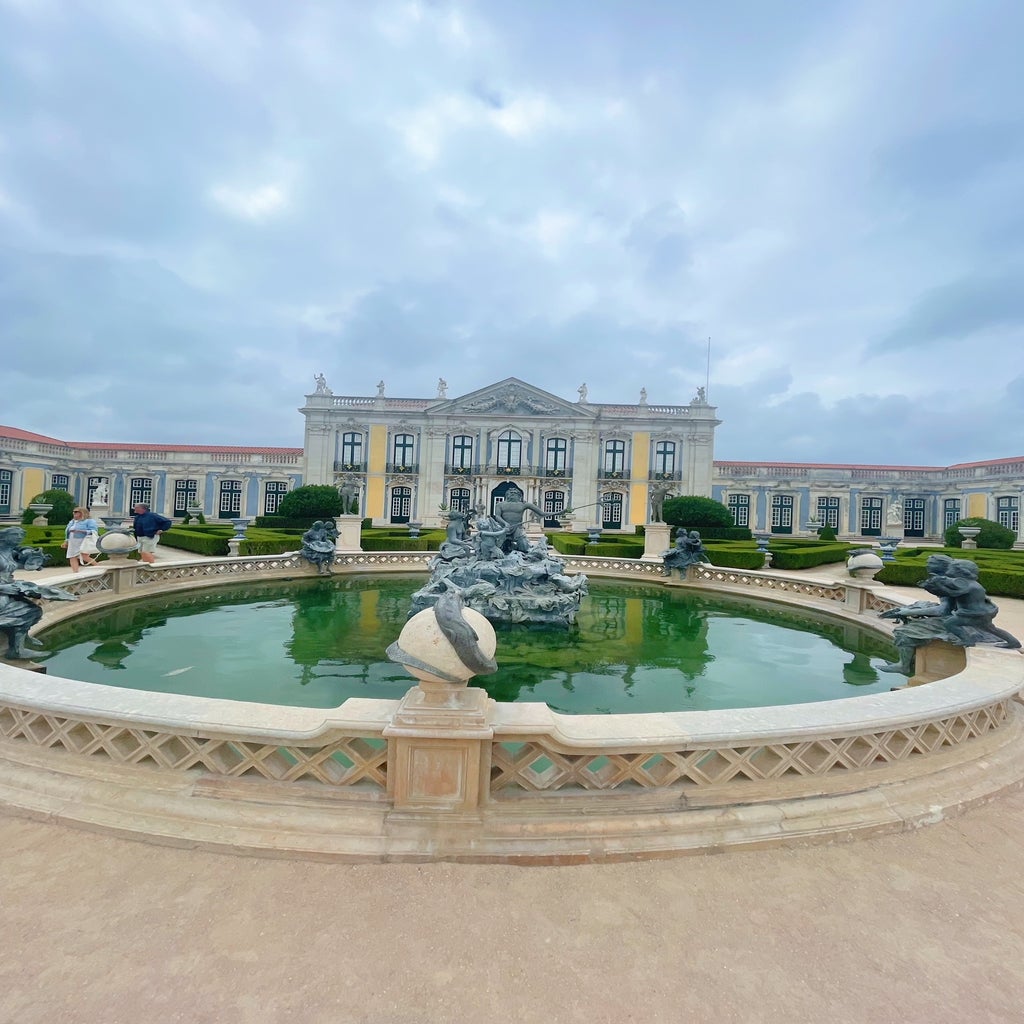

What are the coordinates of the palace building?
(1, 376, 1022, 545)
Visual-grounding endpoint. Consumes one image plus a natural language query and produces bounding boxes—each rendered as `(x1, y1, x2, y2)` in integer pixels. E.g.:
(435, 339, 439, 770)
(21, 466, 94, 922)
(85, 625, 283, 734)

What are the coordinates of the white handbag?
(80, 532, 100, 554)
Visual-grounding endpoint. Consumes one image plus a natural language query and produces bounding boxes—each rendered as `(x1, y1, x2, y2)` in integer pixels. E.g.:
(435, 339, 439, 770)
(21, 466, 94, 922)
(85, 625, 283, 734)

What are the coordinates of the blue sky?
(1, 0, 1021, 464)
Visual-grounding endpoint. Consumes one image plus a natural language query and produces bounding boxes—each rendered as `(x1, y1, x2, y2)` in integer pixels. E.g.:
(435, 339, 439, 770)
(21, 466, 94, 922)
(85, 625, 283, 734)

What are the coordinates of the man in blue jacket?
(132, 503, 173, 564)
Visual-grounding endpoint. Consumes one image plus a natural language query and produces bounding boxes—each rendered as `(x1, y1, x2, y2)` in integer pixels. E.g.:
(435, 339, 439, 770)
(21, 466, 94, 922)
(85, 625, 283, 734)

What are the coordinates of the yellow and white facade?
(301, 377, 719, 528)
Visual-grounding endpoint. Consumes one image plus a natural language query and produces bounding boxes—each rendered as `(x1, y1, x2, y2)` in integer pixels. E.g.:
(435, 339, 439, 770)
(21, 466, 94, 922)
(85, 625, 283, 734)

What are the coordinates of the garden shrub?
(943, 517, 1015, 549)
(21, 489, 76, 526)
(662, 496, 734, 530)
(274, 485, 342, 521)
(767, 543, 852, 570)
(161, 528, 230, 556)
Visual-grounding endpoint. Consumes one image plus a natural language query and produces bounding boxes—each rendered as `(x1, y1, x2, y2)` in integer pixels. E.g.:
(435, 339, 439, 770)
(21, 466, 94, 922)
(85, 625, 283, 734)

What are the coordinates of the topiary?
(21, 489, 76, 526)
(662, 495, 734, 531)
(943, 517, 1015, 550)
(274, 484, 343, 521)
(818, 525, 838, 542)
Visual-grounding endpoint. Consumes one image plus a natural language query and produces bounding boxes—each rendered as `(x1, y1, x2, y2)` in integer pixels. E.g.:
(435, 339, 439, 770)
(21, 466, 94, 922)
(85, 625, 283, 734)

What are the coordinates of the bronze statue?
(661, 530, 711, 577)
(0, 527, 77, 660)
(879, 554, 1020, 675)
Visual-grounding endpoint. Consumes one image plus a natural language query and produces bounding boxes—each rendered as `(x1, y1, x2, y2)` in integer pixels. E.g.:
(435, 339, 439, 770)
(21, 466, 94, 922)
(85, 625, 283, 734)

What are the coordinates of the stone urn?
(28, 503, 53, 526)
(847, 548, 884, 580)
(959, 526, 982, 549)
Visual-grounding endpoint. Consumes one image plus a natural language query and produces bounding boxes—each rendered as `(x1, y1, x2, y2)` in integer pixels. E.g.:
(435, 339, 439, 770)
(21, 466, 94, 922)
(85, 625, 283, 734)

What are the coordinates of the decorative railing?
(385, 463, 420, 475)
(489, 701, 1014, 794)
(334, 462, 367, 473)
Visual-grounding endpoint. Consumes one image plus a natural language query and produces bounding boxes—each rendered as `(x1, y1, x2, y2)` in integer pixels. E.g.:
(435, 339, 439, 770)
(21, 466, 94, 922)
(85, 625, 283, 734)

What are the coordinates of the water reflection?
(38, 576, 897, 714)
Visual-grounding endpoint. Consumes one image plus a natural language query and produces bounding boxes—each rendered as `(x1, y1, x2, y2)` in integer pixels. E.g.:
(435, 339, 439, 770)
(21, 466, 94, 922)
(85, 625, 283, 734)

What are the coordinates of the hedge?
(765, 543, 852, 570)
(161, 528, 231, 556)
(674, 526, 752, 541)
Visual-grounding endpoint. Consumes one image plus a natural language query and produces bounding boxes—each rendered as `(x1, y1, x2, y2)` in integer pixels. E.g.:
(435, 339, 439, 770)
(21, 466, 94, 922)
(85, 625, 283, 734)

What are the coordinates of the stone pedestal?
(384, 684, 494, 814)
(333, 514, 363, 553)
(642, 522, 671, 562)
(911, 640, 967, 685)
(227, 538, 242, 557)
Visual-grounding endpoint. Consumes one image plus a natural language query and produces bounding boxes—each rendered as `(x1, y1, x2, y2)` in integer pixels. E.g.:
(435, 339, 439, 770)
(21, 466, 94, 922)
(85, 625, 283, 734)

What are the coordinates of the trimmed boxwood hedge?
(877, 549, 1024, 598)
(162, 527, 231, 556)
(673, 526, 753, 541)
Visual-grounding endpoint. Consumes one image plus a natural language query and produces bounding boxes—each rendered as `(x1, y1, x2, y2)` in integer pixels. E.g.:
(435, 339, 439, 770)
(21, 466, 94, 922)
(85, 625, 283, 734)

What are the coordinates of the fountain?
(409, 497, 588, 627)
(0, 542, 1022, 862)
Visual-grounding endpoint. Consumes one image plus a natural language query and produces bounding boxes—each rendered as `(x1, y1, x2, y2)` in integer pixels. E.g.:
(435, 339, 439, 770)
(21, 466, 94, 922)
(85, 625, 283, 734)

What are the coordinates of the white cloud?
(208, 183, 288, 222)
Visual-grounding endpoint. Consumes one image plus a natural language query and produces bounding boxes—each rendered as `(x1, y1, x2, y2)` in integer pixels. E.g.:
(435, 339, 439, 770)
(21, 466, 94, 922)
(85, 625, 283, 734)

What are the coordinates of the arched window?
(545, 437, 567, 474)
(392, 433, 415, 470)
(603, 439, 626, 475)
(654, 441, 676, 477)
(497, 430, 522, 471)
(450, 435, 473, 472)
(340, 432, 363, 470)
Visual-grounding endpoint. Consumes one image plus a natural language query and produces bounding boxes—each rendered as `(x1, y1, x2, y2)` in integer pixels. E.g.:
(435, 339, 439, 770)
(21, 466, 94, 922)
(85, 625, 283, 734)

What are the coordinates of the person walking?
(61, 506, 101, 572)
(132, 503, 173, 564)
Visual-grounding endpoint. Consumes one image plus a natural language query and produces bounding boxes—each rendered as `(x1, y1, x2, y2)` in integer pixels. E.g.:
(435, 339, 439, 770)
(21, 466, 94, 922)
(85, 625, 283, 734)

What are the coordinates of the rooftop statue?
(577, 382, 588, 402)
(437, 377, 448, 399)
(878, 554, 1021, 675)
(0, 526, 77, 660)
(661, 529, 711, 577)
(313, 373, 332, 395)
(300, 520, 337, 576)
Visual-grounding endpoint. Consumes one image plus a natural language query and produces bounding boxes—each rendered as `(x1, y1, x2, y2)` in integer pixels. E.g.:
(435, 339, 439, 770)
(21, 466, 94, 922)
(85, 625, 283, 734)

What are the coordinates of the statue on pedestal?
(300, 521, 337, 575)
(879, 554, 1020, 675)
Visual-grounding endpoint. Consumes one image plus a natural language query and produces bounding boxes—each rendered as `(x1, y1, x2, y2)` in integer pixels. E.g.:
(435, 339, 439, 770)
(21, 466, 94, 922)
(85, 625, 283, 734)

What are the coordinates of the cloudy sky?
(1, 0, 1021, 465)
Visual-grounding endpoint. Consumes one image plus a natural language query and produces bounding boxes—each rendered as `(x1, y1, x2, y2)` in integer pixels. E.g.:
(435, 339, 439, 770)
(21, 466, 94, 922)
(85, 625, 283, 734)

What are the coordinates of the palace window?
(602, 492, 623, 529)
(653, 441, 676, 477)
(130, 478, 153, 508)
(904, 498, 926, 536)
(543, 489, 566, 527)
(545, 437, 567, 473)
(390, 486, 411, 523)
(340, 432, 363, 469)
(943, 499, 961, 529)
(816, 496, 840, 529)
(450, 435, 473, 471)
(497, 431, 522, 471)
(771, 494, 793, 533)
(0, 470, 11, 515)
(448, 487, 471, 513)
(603, 440, 626, 475)
(51, 474, 70, 492)
(173, 479, 198, 515)
(727, 493, 750, 528)
(265, 481, 289, 514)
(392, 433, 415, 469)
(860, 497, 883, 535)
(87, 477, 106, 507)
(997, 496, 1020, 534)
(219, 479, 242, 516)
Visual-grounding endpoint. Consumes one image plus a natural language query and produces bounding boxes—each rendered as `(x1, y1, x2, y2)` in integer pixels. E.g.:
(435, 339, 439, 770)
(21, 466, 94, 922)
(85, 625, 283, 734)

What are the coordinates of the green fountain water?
(38, 576, 896, 715)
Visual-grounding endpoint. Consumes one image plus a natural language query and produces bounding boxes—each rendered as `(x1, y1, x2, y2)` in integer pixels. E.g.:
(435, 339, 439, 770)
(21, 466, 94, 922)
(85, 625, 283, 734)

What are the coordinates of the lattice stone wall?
(0, 705, 388, 791)
(489, 700, 1014, 795)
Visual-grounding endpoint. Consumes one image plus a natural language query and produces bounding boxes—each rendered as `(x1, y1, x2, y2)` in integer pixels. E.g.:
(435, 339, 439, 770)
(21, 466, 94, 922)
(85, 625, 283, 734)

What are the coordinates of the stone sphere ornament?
(96, 530, 139, 560)
(387, 591, 497, 687)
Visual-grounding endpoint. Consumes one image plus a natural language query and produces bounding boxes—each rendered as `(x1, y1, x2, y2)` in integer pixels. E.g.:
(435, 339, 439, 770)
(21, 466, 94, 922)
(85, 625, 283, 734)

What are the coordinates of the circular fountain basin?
(0, 552, 1022, 863)
(34, 576, 897, 714)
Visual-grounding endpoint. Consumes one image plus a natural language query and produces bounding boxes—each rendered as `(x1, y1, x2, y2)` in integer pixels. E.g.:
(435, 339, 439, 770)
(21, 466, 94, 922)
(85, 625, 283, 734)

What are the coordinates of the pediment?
(442, 378, 593, 419)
